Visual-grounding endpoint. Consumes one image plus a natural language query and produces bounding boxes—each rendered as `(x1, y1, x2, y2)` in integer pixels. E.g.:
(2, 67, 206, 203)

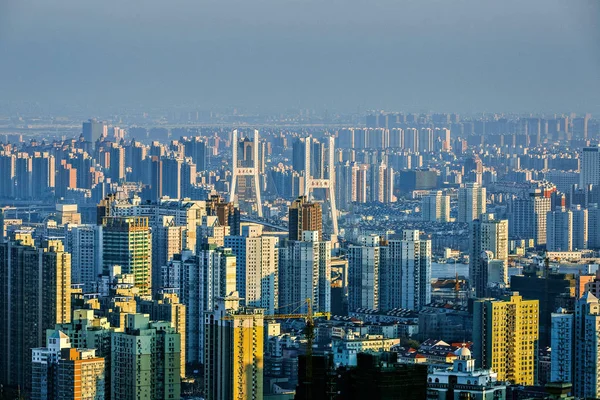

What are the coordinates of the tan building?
(57, 348, 105, 400)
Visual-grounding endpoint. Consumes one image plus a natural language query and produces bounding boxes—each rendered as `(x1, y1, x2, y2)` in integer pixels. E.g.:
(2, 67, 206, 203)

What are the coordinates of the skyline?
(1, 0, 599, 114)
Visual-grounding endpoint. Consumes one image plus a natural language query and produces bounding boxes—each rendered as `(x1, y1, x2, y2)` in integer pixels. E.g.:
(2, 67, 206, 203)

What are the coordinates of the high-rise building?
(137, 291, 187, 377)
(225, 224, 278, 315)
(82, 119, 107, 148)
(56, 348, 106, 400)
(63, 223, 103, 288)
(550, 308, 573, 384)
(162, 156, 183, 199)
(421, 191, 450, 222)
(288, 195, 323, 241)
(546, 207, 573, 251)
(204, 295, 264, 400)
(111, 314, 181, 400)
(107, 143, 126, 182)
(571, 205, 588, 250)
(31, 152, 56, 199)
(278, 230, 331, 314)
(473, 293, 539, 385)
(581, 145, 600, 187)
(573, 292, 600, 398)
(457, 182, 486, 222)
(31, 330, 72, 400)
(0, 234, 72, 393)
(102, 216, 152, 295)
(348, 235, 380, 311)
(0, 151, 16, 198)
(151, 215, 185, 294)
(400, 230, 431, 311)
(510, 189, 552, 246)
(469, 214, 509, 298)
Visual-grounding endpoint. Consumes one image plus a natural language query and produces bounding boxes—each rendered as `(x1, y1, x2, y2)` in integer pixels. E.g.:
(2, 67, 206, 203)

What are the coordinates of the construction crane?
(263, 298, 330, 400)
(221, 298, 330, 398)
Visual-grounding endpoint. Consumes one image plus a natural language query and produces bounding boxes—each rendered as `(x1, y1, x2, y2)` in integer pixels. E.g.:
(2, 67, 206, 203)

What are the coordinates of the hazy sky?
(1, 0, 599, 114)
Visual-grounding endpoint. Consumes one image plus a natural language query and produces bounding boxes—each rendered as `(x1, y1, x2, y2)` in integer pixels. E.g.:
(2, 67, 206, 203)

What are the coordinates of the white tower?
(229, 129, 263, 217)
(302, 136, 339, 236)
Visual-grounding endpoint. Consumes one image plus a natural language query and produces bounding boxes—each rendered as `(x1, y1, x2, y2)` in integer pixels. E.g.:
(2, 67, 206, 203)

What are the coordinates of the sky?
(0, 0, 599, 114)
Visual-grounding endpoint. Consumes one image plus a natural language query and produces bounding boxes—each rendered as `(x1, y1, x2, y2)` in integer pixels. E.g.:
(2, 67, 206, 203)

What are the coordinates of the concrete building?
(56, 348, 106, 400)
(581, 146, 600, 187)
(151, 215, 185, 294)
(469, 214, 509, 297)
(0, 234, 72, 394)
(510, 189, 552, 246)
(573, 292, 600, 398)
(332, 334, 399, 367)
(348, 235, 380, 311)
(421, 191, 451, 223)
(63, 223, 103, 288)
(204, 295, 264, 400)
(225, 224, 278, 315)
(457, 183, 486, 223)
(550, 308, 573, 384)
(102, 216, 152, 295)
(288, 195, 323, 241)
(427, 345, 506, 400)
(546, 207, 573, 252)
(571, 205, 588, 250)
(473, 293, 539, 385)
(111, 314, 181, 400)
(278, 230, 331, 314)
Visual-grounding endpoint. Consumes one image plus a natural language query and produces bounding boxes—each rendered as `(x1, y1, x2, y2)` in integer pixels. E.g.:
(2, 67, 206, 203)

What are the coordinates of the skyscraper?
(571, 205, 588, 250)
(278, 230, 331, 314)
(111, 314, 181, 400)
(421, 191, 450, 222)
(546, 207, 573, 251)
(225, 224, 278, 315)
(510, 189, 552, 246)
(82, 119, 107, 148)
(550, 308, 573, 384)
(151, 215, 185, 294)
(457, 182, 486, 223)
(0, 234, 72, 393)
(399, 230, 431, 311)
(473, 293, 539, 385)
(102, 216, 152, 295)
(573, 292, 600, 398)
(469, 214, 509, 297)
(204, 295, 264, 400)
(63, 223, 103, 288)
(581, 145, 600, 187)
(288, 195, 323, 241)
(348, 235, 380, 311)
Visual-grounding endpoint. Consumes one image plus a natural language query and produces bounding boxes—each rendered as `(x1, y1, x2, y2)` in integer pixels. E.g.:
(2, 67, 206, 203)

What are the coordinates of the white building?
(422, 191, 451, 223)
(573, 292, 600, 398)
(63, 224, 103, 287)
(278, 230, 331, 314)
(399, 230, 431, 311)
(546, 207, 573, 252)
(225, 224, 279, 315)
(457, 183, 486, 223)
(348, 235, 380, 311)
(332, 334, 399, 366)
(571, 205, 588, 250)
(427, 345, 506, 400)
(469, 214, 508, 297)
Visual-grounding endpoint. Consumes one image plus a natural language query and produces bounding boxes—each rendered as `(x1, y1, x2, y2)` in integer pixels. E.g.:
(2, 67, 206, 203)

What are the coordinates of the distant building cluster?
(2, 111, 600, 399)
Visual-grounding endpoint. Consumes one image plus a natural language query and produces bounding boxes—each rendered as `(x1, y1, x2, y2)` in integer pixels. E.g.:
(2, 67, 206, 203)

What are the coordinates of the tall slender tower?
(102, 216, 152, 295)
(0, 234, 72, 394)
(229, 129, 263, 217)
(204, 294, 264, 400)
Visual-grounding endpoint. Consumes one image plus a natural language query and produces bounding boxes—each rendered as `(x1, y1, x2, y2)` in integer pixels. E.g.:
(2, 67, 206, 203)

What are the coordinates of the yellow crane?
(222, 298, 330, 398)
(264, 298, 330, 399)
